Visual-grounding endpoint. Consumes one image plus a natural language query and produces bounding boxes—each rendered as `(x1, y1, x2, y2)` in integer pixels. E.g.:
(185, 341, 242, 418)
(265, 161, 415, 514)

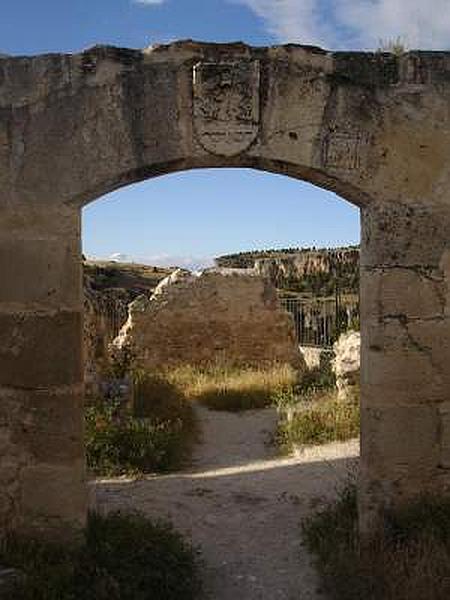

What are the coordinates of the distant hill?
(215, 246, 360, 297)
(84, 260, 173, 298)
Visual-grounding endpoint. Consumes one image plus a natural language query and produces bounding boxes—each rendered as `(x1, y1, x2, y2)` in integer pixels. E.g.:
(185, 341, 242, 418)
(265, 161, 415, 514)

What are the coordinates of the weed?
(303, 481, 450, 600)
(297, 351, 336, 397)
(85, 391, 196, 476)
(1, 511, 201, 600)
(275, 395, 359, 452)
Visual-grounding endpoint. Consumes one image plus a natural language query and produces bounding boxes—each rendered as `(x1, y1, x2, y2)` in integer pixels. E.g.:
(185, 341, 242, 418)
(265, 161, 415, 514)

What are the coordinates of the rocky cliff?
(216, 247, 359, 296)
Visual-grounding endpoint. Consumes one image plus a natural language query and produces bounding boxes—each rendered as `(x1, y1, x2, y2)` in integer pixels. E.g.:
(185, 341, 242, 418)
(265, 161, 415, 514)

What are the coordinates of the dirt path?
(93, 406, 359, 600)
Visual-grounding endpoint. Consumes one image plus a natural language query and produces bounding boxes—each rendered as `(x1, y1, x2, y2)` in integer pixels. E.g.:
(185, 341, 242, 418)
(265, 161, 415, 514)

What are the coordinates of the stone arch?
(1, 41, 450, 538)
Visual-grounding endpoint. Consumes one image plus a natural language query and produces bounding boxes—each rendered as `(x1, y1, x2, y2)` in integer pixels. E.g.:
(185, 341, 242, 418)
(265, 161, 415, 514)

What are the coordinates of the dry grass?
(275, 392, 360, 452)
(164, 362, 299, 411)
(303, 481, 450, 600)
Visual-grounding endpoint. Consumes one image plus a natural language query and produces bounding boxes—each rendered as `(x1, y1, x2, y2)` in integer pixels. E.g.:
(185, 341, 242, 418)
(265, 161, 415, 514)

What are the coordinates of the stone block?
(360, 267, 444, 321)
(20, 463, 87, 531)
(361, 204, 450, 268)
(361, 404, 440, 473)
(361, 318, 450, 391)
(0, 311, 83, 388)
(0, 238, 81, 308)
(361, 381, 446, 408)
(0, 386, 84, 463)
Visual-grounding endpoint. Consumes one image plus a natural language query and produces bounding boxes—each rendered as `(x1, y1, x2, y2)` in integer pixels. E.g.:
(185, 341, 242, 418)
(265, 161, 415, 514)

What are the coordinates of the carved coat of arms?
(193, 61, 260, 157)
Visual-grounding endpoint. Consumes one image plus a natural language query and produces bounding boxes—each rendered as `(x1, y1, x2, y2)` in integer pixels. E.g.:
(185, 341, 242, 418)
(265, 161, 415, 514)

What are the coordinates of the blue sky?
(2, 1, 447, 267)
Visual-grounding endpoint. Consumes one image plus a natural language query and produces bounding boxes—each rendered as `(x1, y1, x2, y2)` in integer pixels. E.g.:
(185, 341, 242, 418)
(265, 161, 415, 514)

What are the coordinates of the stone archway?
(1, 41, 450, 538)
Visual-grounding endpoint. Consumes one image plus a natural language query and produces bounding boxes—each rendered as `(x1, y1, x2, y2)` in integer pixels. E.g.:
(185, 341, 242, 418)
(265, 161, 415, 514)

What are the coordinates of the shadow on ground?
(92, 405, 359, 600)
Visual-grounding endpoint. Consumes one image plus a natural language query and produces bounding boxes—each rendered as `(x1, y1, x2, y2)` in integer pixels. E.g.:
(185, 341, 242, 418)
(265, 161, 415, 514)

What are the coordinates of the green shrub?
(297, 352, 336, 397)
(275, 396, 359, 452)
(85, 397, 195, 476)
(1, 511, 201, 600)
(303, 482, 450, 600)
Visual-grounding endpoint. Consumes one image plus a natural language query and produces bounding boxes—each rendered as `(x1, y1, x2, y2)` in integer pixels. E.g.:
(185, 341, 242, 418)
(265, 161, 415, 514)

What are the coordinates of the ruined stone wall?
(83, 261, 173, 395)
(1, 40, 450, 538)
(114, 269, 303, 370)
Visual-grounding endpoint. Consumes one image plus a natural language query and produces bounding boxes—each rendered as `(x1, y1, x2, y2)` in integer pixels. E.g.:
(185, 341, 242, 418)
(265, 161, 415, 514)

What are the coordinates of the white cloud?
(141, 254, 215, 272)
(236, 0, 327, 47)
(109, 253, 130, 263)
(338, 0, 450, 50)
(234, 0, 450, 50)
(91, 252, 215, 272)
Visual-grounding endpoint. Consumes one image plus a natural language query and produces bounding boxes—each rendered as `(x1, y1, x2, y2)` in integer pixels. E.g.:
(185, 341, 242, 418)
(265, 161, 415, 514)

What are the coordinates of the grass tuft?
(1, 511, 201, 600)
(303, 481, 450, 600)
(275, 394, 360, 452)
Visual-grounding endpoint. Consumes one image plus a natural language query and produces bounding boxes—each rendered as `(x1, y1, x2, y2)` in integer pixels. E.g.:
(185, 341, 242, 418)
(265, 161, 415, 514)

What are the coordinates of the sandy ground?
(92, 406, 359, 600)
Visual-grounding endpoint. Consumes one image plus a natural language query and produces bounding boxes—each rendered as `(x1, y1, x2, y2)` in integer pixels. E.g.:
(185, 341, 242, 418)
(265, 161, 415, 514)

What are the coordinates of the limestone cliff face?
(254, 248, 359, 295)
(114, 269, 304, 371)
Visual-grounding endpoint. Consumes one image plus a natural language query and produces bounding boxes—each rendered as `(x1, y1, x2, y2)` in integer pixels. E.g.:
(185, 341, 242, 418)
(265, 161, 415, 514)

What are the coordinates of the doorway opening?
(82, 167, 361, 599)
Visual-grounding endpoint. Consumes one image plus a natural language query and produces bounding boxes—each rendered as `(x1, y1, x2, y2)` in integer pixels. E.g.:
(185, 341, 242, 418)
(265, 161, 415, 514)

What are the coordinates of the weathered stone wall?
(0, 41, 450, 538)
(114, 269, 303, 370)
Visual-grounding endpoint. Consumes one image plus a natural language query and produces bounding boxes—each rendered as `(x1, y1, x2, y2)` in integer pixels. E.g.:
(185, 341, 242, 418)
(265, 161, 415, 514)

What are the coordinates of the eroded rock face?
(83, 285, 130, 398)
(254, 248, 359, 294)
(333, 331, 361, 402)
(113, 269, 304, 371)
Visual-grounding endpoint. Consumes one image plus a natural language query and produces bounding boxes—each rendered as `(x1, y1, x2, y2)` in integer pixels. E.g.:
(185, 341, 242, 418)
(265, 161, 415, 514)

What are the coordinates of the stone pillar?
(359, 201, 450, 533)
(0, 202, 86, 537)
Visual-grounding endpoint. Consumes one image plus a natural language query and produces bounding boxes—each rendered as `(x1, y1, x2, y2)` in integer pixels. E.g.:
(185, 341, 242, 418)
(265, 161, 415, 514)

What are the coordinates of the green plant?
(303, 481, 450, 600)
(271, 386, 298, 411)
(1, 511, 201, 600)
(108, 343, 136, 379)
(298, 352, 336, 397)
(85, 396, 194, 476)
(275, 396, 359, 452)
